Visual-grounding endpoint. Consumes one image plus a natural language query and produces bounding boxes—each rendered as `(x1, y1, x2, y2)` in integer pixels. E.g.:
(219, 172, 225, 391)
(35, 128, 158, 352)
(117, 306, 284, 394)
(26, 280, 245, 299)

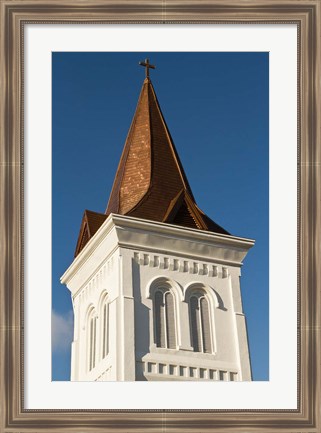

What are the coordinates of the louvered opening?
(172, 202, 200, 229)
(165, 292, 177, 349)
(154, 289, 177, 349)
(200, 297, 212, 353)
(89, 316, 97, 371)
(190, 296, 202, 352)
(89, 318, 93, 370)
(102, 303, 109, 359)
(92, 317, 97, 368)
(190, 294, 213, 353)
(154, 291, 165, 348)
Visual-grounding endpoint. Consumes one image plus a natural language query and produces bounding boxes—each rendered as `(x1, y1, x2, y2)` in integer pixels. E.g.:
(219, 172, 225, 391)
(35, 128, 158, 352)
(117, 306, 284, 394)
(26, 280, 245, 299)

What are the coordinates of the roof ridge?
(162, 189, 185, 223)
(148, 82, 195, 201)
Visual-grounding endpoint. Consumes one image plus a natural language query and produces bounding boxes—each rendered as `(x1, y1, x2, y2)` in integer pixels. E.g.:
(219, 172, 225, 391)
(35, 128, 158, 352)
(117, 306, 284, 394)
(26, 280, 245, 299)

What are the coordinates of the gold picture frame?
(0, 1, 320, 431)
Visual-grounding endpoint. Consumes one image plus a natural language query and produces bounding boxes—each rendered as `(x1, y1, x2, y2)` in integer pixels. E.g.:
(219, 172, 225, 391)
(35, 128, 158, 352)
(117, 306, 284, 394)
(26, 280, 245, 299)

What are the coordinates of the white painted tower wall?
(61, 214, 254, 382)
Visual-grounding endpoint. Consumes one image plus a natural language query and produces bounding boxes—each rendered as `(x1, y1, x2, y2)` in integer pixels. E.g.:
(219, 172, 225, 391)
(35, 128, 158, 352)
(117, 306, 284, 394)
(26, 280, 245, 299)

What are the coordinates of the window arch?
(189, 292, 212, 353)
(154, 288, 177, 349)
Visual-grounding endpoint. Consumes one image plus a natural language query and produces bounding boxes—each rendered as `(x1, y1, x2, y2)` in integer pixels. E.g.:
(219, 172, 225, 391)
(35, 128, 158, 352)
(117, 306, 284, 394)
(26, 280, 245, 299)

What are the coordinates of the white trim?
(61, 214, 255, 285)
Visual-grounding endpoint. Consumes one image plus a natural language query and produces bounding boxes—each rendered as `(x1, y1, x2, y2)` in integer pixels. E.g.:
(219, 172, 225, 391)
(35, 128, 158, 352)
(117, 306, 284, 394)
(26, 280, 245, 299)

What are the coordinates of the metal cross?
(139, 58, 156, 78)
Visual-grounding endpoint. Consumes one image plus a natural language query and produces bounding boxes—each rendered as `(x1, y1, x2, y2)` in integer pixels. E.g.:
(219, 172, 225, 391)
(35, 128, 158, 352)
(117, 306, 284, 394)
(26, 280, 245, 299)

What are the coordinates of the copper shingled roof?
(75, 74, 229, 257)
(74, 210, 108, 257)
(106, 77, 195, 217)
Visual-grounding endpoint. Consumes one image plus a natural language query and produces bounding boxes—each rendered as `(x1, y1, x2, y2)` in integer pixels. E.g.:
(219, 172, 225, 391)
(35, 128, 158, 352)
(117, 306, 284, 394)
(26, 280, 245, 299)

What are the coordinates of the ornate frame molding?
(0, 1, 320, 432)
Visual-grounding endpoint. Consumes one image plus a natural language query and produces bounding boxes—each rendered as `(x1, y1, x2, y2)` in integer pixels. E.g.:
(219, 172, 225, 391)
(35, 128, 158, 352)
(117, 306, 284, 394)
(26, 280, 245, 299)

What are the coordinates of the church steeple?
(75, 61, 228, 257)
(63, 59, 253, 384)
(106, 60, 228, 233)
(107, 67, 194, 215)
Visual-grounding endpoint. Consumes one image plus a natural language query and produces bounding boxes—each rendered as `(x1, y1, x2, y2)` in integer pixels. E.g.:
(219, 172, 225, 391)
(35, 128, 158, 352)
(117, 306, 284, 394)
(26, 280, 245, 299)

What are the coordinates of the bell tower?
(61, 60, 254, 382)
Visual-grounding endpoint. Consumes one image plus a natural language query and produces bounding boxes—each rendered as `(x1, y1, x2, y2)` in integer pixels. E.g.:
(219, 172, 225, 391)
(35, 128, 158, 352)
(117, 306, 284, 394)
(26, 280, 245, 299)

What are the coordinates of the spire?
(106, 74, 196, 217)
(106, 63, 228, 234)
(75, 62, 228, 257)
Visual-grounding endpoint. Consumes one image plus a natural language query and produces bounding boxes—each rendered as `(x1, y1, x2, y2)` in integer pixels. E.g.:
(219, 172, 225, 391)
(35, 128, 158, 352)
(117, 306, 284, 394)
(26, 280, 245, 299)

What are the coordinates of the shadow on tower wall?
(131, 258, 150, 381)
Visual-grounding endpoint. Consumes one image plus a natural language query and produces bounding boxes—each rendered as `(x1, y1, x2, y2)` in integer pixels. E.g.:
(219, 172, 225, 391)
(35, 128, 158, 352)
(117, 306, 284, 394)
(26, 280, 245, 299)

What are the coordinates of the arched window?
(101, 300, 109, 359)
(88, 313, 97, 371)
(154, 288, 177, 349)
(189, 293, 212, 353)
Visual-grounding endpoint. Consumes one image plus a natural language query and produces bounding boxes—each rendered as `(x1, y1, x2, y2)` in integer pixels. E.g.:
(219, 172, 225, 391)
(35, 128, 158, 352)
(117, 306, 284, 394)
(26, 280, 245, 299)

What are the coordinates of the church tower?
(61, 59, 254, 382)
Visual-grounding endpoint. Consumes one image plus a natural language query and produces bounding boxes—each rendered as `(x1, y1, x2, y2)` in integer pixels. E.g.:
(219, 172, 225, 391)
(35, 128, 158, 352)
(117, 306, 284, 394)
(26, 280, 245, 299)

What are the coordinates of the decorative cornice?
(61, 213, 254, 284)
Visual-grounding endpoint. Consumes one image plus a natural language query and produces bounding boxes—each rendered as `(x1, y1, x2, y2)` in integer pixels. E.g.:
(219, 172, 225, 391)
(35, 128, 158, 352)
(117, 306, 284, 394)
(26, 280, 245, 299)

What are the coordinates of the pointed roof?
(106, 76, 228, 233)
(106, 77, 195, 217)
(74, 210, 108, 257)
(75, 73, 229, 257)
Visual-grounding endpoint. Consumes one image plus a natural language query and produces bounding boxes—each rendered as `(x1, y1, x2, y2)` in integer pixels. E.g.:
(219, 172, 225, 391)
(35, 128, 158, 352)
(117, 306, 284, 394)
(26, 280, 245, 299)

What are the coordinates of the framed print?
(51, 50, 268, 389)
(0, 1, 320, 432)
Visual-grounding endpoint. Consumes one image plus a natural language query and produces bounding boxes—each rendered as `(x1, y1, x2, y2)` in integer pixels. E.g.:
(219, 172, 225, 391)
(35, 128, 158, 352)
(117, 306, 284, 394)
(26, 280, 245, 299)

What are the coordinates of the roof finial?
(139, 58, 155, 79)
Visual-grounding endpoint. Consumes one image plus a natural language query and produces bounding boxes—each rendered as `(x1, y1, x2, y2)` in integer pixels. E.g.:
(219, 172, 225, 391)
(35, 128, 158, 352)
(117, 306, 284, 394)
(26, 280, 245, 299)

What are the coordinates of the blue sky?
(52, 52, 269, 381)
